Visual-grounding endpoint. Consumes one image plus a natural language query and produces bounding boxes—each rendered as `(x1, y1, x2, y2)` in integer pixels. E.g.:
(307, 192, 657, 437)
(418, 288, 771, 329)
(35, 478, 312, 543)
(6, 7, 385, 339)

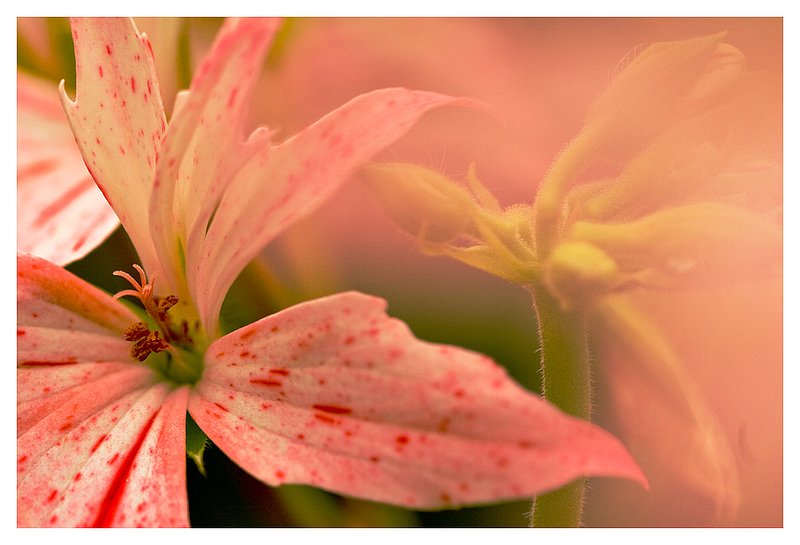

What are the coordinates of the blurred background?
(18, 17, 782, 527)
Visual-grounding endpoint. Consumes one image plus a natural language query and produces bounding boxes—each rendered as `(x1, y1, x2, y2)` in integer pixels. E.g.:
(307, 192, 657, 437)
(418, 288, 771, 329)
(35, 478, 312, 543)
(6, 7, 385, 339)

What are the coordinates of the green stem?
(528, 284, 592, 527)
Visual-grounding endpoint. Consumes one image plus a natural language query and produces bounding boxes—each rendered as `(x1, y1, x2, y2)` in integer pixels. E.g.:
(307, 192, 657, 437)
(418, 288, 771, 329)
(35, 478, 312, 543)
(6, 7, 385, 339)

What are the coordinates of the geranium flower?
(17, 17, 645, 528)
(365, 33, 781, 522)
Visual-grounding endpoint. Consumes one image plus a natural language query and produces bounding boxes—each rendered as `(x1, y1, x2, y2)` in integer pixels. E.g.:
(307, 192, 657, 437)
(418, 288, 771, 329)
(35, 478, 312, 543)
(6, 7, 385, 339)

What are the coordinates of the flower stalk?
(528, 283, 592, 527)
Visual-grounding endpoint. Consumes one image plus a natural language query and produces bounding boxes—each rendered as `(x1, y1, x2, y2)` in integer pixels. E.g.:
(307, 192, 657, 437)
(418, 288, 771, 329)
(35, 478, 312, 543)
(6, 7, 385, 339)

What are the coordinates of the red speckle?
(440, 493, 451, 504)
(296, 433, 305, 440)
(215, 351, 226, 358)
(147, 80, 152, 95)
(228, 87, 239, 107)
(241, 329, 256, 341)
(119, 145, 126, 155)
(517, 440, 534, 448)
(240, 350, 252, 358)
(47, 490, 58, 503)
(344, 336, 355, 345)
(93, 413, 157, 527)
(17, 329, 25, 336)
(18, 455, 28, 465)
(270, 326, 279, 332)
(275, 470, 285, 479)
(106, 44, 113, 55)
(251, 378, 282, 387)
(98, 65, 104, 78)
(108, 453, 120, 465)
(214, 402, 229, 412)
(270, 368, 290, 376)
(130, 76, 136, 93)
(260, 403, 271, 410)
(314, 413, 336, 425)
(90, 434, 108, 454)
(367, 328, 380, 336)
(312, 404, 352, 415)
(71, 233, 89, 253)
(370, 456, 380, 463)
(395, 435, 409, 445)
(136, 502, 146, 513)
(327, 133, 342, 148)
(20, 358, 78, 367)
(317, 378, 326, 386)
(74, 472, 82, 482)
(454, 389, 465, 398)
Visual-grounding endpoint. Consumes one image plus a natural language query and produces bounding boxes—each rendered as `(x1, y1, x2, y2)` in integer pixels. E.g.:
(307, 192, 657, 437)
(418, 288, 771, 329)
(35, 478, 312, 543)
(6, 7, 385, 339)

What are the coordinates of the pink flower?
(17, 17, 645, 527)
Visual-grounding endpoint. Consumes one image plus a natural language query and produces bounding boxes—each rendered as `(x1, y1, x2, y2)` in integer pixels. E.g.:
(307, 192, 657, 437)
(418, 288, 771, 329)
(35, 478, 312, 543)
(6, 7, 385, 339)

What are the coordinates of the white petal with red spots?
(190, 292, 646, 508)
(58, 17, 167, 277)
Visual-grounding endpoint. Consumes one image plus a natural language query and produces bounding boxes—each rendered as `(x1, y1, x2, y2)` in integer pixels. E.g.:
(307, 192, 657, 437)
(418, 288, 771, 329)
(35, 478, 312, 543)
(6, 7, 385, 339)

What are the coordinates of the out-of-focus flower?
(366, 32, 781, 521)
(18, 17, 646, 528)
(17, 72, 119, 264)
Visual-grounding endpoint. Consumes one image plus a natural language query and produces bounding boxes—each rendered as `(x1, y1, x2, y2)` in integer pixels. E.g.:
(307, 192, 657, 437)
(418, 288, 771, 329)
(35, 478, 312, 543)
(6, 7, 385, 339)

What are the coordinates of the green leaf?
(186, 412, 209, 476)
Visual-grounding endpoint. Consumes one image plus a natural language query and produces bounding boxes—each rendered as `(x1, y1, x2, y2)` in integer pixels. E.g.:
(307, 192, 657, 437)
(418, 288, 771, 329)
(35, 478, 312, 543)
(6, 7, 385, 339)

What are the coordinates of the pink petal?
(18, 252, 138, 334)
(190, 292, 646, 508)
(18, 380, 189, 527)
(58, 17, 167, 276)
(17, 72, 119, 264)
(192, 88, 479, 334)
(594, 296, 742, 518)
(149, 18, 280, 298)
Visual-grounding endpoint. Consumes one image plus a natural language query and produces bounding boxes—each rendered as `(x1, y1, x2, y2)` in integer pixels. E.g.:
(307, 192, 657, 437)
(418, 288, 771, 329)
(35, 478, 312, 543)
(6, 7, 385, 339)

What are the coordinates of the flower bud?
(569, 202, 781, 289)
(362, 162, 475, 243)
(581, 106, 735, 221)
(543, 241, 625, 309)
(584, 34, 744, 161)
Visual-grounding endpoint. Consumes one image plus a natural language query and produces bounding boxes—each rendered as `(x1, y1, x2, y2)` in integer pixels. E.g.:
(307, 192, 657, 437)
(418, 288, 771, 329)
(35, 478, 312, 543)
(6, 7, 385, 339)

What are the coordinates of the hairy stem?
(528, 284, 592, 527)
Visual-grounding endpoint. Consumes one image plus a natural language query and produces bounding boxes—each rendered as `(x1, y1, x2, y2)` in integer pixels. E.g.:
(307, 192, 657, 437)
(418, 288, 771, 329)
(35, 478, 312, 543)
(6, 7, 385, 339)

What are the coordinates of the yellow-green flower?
(365, 33, 781, 521)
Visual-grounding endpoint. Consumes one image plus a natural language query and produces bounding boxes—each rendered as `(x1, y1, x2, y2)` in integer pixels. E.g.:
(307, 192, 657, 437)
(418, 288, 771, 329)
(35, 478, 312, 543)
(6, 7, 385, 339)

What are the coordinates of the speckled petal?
(191, 89, 477, 334)
(149, 18, 280, 299)
(17, 253, 190, 527)
(17, 72, 119, 264)
(18, 252, 138, 335)
(58, 17, 167, 276)
(18, 381, 188, 527)
(190, 292, 646, 508)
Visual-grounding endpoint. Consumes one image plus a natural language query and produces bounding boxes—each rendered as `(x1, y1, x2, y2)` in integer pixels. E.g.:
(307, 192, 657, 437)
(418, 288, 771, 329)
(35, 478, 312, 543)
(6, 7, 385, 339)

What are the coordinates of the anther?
(154, 295, 179, 321)
(130, 330, 170, 362)
(123, 322, 150, 342)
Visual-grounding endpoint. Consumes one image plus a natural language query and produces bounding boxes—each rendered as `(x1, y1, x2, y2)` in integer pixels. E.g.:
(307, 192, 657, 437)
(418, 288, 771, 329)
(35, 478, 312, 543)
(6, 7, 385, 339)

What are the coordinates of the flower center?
(113, 264, 204, 384)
